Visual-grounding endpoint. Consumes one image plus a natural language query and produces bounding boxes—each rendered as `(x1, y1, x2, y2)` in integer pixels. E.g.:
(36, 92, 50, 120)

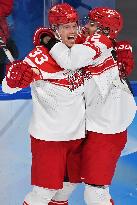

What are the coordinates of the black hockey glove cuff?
(40, 34, 60, 51)
(45, 38, 60, 51)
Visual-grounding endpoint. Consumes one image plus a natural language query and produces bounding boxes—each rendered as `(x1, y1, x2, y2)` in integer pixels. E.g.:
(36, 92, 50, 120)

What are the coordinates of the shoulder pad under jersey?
(25, 45, 64, 73)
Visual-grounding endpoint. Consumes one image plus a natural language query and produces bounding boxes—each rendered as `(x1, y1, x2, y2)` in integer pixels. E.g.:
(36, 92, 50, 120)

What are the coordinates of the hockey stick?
(0, 37, 40, 75)
(0, 37, 14, 62)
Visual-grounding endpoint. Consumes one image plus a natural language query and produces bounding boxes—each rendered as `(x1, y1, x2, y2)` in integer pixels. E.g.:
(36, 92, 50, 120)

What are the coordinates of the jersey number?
(29, 46, 48, 65)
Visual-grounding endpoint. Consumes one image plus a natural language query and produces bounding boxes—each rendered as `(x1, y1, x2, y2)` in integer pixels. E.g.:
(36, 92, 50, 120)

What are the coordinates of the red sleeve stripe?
(83, 43, 101, 60)
(84, 56, 117, 76)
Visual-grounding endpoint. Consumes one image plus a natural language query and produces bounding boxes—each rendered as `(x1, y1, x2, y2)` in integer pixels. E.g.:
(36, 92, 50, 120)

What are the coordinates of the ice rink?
(0, 87, 137, 205)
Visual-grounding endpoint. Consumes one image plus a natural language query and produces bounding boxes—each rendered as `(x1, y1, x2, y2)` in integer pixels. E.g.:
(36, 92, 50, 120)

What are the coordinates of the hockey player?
(2, 4, 86, 205)
(0, 0, 18, 83)
(46, 7, 136, 205)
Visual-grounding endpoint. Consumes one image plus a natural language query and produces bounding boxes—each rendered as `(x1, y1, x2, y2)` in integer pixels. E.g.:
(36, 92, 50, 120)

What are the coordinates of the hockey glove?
(6, 60, 38, 88)
(41, 37, 60, 51)
(115, 40, 134, 77)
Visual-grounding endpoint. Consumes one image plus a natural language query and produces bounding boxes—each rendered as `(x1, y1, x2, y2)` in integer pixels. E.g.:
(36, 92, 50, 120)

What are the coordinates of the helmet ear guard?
(102, 27, 110, 36)
(51, 24, 58, 32)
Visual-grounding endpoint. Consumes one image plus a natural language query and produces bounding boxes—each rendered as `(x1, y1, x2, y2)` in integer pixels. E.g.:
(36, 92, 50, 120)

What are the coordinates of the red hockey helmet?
(48, 3, 78, 27)
(33, 27, 55, 46)
(88, 7, 123, 39)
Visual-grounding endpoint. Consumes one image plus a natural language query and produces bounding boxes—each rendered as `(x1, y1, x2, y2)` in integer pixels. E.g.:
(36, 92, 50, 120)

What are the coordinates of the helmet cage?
(88, 7, 123, 39)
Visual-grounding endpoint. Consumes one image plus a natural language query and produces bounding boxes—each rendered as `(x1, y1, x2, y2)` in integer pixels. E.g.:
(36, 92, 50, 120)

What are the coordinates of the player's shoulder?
(89, 33, 113, 49)
(99, 34, 112, 48)
(27, 45, 54, 63)
(29, 45, 49, 55)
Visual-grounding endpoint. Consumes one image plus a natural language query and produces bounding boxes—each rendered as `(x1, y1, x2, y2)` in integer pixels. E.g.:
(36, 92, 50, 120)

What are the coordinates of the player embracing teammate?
(46, 4, 136, 205)
(2, 3, 136, 205)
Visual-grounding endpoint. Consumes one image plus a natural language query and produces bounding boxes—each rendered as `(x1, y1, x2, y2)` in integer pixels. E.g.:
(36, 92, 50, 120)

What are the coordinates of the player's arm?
(2, 27, 55, 94)
(32, 26, 88, 71)
(2, 46, 42, 94)
(2, 59, 40, 94)
(115, 40, 134, 78)
(49, 42, 96, 70)
(49, 33, 111, 70)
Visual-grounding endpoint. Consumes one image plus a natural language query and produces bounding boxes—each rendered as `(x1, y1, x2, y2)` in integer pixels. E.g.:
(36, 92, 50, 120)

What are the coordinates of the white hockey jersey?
(50, 33, 136, 134)
(3, 46, 85, 141)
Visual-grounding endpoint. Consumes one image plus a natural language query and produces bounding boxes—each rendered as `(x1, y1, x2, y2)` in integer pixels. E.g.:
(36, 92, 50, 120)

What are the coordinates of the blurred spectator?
(0, 0, 18, 84)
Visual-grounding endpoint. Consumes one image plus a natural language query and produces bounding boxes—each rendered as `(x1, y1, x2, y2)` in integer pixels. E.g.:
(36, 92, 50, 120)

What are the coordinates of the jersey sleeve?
(24, 45, 64, 74)
(50, 33, 113, 70)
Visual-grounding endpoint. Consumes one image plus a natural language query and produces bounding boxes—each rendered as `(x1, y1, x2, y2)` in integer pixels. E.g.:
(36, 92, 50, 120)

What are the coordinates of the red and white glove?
(33, 27, 60, 51)
(33, 27, 55, 46)
(6, 60, 39, 88)
(115, 40, 134, 77)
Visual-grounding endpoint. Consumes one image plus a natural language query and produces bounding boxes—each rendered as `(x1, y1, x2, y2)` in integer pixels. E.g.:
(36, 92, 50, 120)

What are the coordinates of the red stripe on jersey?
(83, 40, 101, 60)
(27, 45, 64, 73)
(46, 70, 84, 91)
(84, 56, 117, 78)
(46, 78, 71, 89)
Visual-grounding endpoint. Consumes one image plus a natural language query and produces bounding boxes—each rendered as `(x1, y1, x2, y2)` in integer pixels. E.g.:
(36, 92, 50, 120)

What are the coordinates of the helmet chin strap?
(77, 25, 81, 34)
(55, 29, 62, 41)
(50, 25, 62, 42)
